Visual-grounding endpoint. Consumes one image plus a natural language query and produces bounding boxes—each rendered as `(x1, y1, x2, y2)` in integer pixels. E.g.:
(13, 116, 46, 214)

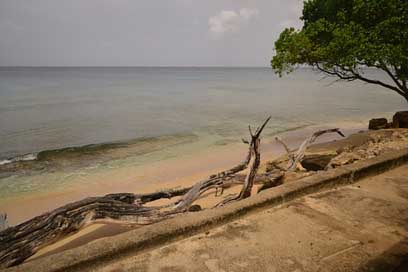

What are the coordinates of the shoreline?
(23, 126, 408, 266)
(0, 120, 367, 227)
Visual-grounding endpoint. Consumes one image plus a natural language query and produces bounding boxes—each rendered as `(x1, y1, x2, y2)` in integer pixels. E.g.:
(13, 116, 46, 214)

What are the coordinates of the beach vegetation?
(271, 0, 408, 102)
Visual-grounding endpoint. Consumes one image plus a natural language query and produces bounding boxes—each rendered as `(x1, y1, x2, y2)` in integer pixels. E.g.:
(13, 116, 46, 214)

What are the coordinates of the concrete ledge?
(6, 148, 408, 272)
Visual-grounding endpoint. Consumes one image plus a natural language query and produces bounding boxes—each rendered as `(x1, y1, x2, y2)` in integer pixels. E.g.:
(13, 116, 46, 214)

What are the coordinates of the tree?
(271, 0, 408, 102)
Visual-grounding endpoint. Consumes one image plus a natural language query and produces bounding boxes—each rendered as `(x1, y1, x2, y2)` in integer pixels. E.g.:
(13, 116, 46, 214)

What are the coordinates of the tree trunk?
(0, 117, 271, 268)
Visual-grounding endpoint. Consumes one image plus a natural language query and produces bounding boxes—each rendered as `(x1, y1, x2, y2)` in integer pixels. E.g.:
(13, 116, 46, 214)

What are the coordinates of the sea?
(0, 67, 405, 199)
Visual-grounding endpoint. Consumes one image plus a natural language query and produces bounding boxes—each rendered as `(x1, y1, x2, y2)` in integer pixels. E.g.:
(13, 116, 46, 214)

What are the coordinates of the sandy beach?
(0, 120, 368, 262)
(1, 1, 407, 270)
(1, 121, 367, 226)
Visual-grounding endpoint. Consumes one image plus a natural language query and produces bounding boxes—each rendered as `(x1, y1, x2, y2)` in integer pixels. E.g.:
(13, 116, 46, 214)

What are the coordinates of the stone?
(368, 118, 389, 130)
(257, 172, 284, 193)
(188, 205, 202, 212)
(301, 154, 336, 171)
(392, 111, 408, 128)
(328, 152, 362, 168)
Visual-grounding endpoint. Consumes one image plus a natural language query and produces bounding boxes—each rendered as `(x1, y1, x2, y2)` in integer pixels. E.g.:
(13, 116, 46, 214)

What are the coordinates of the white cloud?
(208, 8, 259, 36)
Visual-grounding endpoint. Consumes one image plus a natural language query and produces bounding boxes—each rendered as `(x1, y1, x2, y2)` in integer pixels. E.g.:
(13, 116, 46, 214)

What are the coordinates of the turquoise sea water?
(0, 67, 405, 198)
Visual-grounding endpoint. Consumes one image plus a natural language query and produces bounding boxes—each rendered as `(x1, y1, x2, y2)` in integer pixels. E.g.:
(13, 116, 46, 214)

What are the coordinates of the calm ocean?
(0, 67, 405, 198)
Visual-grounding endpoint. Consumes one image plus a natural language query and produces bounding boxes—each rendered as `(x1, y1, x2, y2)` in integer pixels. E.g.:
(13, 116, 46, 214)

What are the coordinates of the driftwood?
(0, 214, 7, 231)
(0, 196, 166, 268)
(215, 118, 270, 206)
(0, 117, 271, 268)
(0, 120, 346, 268)
(275, 128, 345, 171)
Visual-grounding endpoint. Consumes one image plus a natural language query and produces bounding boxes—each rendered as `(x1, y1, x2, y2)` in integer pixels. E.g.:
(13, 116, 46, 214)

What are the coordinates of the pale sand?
(2, 121, 367, 261)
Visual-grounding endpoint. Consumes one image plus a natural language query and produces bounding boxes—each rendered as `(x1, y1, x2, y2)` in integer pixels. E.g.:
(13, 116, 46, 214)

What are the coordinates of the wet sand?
(1, 121, 367, 261)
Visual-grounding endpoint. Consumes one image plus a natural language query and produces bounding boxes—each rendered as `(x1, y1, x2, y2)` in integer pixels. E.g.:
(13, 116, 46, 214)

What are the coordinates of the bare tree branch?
(314, 62, 407, 98)
(286, 128, 344, 171)
(216, 117, 271, 206)
(0, 117, 273, 268)
(380, 63, 405, 91)
(275, 137, 291, 154)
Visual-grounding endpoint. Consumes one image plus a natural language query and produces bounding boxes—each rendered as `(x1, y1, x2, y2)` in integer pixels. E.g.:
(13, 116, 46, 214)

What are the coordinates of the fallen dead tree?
(0, 214, 7, 232)
(274, 128, 345, 171)
(215, 120, 269, 206)
(0, 117, 272, 268)
(0, 120, 347, 268)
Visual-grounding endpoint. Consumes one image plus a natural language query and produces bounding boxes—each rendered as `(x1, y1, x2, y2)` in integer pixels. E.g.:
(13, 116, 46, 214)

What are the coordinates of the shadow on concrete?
(358, 238, 408, 272)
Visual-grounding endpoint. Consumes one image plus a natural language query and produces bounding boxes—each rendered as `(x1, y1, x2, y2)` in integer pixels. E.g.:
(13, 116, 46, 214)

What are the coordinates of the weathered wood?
(0, 214, 7, 232)
(288, 128, 344, 171)
(215, 117, 270, 206)
(0, 122, 345, 268)
(171, 154, 251, 212)
(239, 117, 271, 198)
(275, 136, 291, 154)
(0, 197, 161, 268)
(275, 128, 345, 171)
(0, 118, 272, 268)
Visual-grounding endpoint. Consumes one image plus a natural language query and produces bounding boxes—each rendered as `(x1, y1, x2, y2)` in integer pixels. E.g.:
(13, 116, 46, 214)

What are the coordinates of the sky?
(0, 0, 303, 67)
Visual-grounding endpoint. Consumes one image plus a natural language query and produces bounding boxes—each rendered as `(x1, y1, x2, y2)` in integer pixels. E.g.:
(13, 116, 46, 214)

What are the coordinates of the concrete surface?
(97, 164, 408, 272)
(5, 149, 408, 272)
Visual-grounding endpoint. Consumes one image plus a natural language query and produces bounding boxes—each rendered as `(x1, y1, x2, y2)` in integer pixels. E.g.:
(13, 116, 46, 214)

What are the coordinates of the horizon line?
(0, 65, 272, 68)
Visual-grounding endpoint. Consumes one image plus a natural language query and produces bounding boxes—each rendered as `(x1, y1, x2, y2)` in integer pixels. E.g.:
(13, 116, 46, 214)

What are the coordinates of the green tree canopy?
(271, 0, 408, 101)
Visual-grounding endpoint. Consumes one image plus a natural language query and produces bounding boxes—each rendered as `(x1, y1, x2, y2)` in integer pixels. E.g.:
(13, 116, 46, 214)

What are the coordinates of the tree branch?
(215, 117, 271, 206)
(0, 117, 273, 268)
(286, 128, 344, 171)
(314, 62, 407, 98)
(378, 62, 406, 93)
(275, 137, 291, 154)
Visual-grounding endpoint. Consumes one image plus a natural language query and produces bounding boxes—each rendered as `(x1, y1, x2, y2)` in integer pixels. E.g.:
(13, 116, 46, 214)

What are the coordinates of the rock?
(393, 111, 408, 128)
(328, 152, 362, 168)
(391, 131, 408, 140)
(257, 171, 284, 193)
(188, 205, 202, 212)
(301, 154, 336, 171)
(368, 118, 389, 130)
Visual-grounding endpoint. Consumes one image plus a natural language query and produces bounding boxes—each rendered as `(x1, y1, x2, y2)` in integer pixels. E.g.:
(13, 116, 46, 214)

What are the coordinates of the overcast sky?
(0, 0, 303, 66)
